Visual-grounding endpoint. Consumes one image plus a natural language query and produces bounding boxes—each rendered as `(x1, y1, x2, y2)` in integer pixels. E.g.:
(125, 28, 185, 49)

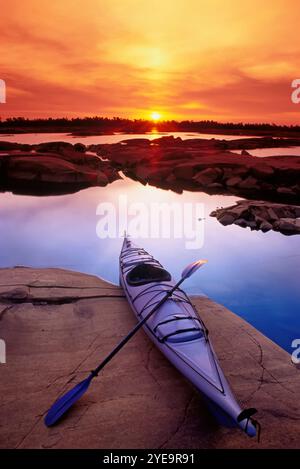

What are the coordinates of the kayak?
(119, 237, 259, 437)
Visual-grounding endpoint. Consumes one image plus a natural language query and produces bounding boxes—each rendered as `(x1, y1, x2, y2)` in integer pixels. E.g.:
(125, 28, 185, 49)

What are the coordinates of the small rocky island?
(0, 141, 121, 196)
(211, 201, 300, 235)
(92, 136, 300, 203)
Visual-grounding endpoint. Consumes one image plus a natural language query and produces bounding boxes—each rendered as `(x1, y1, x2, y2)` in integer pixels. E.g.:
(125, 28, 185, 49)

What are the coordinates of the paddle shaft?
(91, 276, 186, 376)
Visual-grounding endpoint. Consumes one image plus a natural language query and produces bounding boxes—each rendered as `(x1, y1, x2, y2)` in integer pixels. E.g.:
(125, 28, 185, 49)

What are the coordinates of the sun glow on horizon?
(1, 1, 300, 124)
(150, 111, 162, 122)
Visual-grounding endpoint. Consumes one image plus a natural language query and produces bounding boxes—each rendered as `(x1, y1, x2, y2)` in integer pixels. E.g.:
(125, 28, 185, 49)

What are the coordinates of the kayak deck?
(120, 243, 209, 345)
(119, 237, 259, 438)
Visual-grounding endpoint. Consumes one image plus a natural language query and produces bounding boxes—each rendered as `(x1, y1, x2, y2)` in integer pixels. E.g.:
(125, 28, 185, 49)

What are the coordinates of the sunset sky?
(1, 0, 300, 123)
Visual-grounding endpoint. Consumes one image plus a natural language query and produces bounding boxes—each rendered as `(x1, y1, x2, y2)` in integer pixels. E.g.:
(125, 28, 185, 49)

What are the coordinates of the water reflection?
(1, 131, 260, 145)
(0, 176, 299, 352)
(235, 147, 300, 157)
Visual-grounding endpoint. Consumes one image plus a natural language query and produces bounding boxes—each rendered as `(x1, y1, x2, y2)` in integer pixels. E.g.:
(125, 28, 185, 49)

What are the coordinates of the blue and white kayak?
(119, 237, 258, 437)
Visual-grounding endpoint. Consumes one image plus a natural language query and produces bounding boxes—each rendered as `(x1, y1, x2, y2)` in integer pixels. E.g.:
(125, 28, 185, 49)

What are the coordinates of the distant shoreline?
(2, 129, 300, 138)
(2, 117, 300, 138)
(0, 129, 289, 137)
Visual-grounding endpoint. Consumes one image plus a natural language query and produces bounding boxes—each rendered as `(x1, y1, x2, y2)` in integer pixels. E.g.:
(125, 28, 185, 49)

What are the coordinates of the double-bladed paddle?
(44, 259, 207, 427)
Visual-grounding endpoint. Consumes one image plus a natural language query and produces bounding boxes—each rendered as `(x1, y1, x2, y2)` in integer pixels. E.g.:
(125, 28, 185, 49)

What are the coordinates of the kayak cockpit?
(127, 263, 171, 286)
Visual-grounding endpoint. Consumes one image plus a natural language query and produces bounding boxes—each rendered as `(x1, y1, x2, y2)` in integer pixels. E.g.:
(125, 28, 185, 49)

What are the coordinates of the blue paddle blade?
(44, 374, 93, 427)
(181, 259, 207, 279)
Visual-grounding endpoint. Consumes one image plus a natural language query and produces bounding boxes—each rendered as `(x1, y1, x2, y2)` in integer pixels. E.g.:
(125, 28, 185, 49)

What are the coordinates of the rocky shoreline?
(93, 136, 300, 203)
(1, 267, 299, 449)
(0, 136, 300, 201)
(211, 201, 300, 235)
(0, 141, 121, 195)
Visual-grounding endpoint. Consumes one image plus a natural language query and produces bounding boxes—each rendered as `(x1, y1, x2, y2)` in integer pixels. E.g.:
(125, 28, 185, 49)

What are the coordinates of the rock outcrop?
(0, 141, 120, 196)
(1, 137, 300, 201)
(211, 201, 300, 235)
(90, 136, 300, 203)
(0, 267, 299, 449)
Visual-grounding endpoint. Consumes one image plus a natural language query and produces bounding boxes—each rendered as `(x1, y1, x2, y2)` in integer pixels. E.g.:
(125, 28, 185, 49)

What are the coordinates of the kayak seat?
(127, 263, 171, 286)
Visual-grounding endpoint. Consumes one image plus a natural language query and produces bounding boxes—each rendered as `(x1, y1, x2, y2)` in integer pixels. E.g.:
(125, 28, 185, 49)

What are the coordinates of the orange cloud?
(1, 0, 300, 123)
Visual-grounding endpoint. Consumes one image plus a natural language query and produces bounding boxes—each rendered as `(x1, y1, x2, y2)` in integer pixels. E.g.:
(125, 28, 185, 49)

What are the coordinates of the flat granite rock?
(0, 267, 299, 449)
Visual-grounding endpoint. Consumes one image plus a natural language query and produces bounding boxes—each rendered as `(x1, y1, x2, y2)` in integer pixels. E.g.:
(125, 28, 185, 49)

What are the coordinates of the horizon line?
(1, 115, 300, 129)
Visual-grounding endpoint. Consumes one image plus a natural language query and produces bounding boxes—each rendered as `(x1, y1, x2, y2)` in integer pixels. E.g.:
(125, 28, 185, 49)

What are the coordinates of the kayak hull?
(119, 238, 257, 437)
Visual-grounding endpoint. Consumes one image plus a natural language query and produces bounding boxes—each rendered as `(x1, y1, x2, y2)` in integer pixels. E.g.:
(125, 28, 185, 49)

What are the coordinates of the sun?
(150, 111, 161, 122)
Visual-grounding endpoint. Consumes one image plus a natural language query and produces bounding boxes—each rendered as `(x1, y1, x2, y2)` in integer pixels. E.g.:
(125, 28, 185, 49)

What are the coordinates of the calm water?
(236, 147, 300, 157)
(1, 131, 261, 145)
(0, 132, 299, 353)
